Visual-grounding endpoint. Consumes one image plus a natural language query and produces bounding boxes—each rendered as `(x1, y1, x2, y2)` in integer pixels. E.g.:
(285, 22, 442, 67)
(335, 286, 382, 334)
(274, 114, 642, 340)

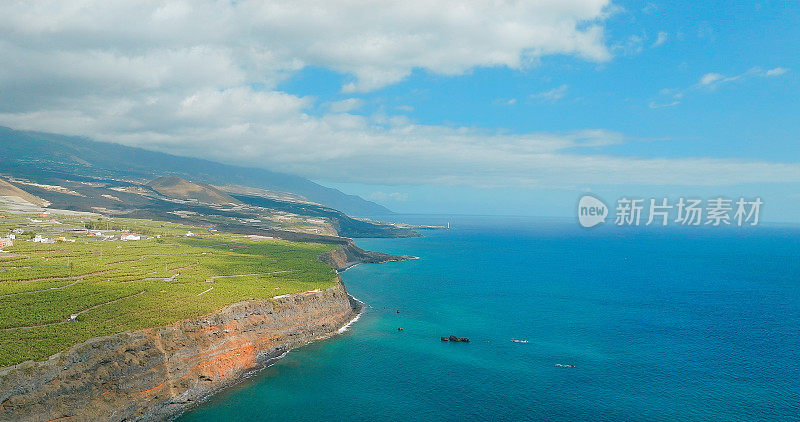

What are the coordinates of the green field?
(0, 213, 337, 367)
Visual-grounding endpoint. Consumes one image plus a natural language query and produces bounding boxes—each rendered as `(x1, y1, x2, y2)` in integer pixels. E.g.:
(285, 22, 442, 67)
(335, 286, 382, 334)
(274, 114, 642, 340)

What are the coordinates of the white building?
(33, 235, 55, 243)
(120, 234, 141, 241)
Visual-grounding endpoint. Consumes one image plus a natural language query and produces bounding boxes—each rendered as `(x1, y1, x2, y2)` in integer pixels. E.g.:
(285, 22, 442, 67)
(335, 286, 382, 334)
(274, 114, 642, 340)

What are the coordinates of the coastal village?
(0, 208, 198, 251)
(0, 174, 343, 256)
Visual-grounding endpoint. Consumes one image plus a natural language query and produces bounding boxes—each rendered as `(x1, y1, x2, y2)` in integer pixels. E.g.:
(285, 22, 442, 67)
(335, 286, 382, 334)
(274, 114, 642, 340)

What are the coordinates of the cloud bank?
(1, 1, 800, 189)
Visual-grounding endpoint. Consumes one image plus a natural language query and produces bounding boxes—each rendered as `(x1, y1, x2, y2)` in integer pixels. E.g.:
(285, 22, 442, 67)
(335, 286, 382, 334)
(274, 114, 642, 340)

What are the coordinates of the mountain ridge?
(0, 126, 391, 216)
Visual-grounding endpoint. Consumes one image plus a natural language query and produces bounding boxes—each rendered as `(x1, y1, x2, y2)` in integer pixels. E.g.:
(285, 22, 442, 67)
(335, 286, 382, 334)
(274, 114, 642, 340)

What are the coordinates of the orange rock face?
(0, 281, 360, 421)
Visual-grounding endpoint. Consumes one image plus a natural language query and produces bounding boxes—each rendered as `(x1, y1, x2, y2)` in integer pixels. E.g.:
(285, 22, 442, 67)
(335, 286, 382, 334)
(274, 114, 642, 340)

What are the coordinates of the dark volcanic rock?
(318, 239, 414, 271)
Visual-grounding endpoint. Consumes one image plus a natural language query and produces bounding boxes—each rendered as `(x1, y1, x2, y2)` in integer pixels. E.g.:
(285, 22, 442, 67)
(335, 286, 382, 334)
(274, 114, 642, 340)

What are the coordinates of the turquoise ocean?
(179, 216, 800, 421)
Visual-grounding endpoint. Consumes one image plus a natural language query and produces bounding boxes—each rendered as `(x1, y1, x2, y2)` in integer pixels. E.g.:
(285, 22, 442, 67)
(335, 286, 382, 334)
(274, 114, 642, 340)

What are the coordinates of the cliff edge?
(0, 280, 360, 421)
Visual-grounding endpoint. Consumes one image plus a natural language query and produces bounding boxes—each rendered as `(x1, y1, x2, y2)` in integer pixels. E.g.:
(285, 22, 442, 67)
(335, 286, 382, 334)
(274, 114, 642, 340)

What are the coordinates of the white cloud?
(648, 100, 680, 109)
(699, 72, 726, 86)
(652, 31, 668, 47)
(766, 67, 789, 77)
(642, 3, 658, 14)
(328, 98, 365, 113)
(652, 66, 790, 107)
(697, 67, 788, 89)
(0, 2, 799, 191)
(612, 34, 644, 55)
(4, 95, 800, 189)
(494, 98, 518, 106)
(0, 0, 612, 94)
(532, 85, 569, 102)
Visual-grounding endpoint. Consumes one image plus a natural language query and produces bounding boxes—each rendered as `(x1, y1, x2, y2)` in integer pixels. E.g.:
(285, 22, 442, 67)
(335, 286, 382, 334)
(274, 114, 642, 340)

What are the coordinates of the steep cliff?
(0, 281, 360, 421)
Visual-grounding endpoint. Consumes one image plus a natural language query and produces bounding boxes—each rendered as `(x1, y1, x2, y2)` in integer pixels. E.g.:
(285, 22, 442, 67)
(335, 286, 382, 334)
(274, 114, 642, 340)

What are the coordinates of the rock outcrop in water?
(0, 281, 361, 421)
(441, 335, 470, 343)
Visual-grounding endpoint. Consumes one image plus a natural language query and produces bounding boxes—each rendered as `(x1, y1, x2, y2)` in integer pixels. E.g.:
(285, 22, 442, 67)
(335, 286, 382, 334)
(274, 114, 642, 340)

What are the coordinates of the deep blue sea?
(179, 216, 800, 421)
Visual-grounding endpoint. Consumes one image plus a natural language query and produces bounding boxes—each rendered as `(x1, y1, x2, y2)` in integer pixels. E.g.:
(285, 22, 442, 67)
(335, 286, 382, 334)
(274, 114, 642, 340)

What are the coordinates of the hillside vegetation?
(0, 213, 337, 367)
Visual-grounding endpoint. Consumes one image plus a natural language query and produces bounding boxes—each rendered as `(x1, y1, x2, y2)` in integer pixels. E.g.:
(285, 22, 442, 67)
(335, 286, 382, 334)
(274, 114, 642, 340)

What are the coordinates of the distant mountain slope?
(0, 172, 413, 238)
(147, 176, 241, 205)
(0, 126, 391, 216)
(0, 178, 50, 207)
(232, 194, 416, 238)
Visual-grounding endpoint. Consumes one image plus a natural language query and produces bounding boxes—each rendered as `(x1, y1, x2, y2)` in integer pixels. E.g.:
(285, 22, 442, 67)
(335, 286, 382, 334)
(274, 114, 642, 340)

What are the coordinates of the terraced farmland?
(0, 215, 337, 367)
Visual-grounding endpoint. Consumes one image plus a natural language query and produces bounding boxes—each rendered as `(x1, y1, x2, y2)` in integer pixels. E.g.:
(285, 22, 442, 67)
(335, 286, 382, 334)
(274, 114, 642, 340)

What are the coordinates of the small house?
(32, 235, 54, 244)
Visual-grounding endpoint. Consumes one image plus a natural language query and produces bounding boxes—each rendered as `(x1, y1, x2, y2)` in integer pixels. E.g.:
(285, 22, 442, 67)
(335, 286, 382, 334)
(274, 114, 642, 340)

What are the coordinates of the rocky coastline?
(0, 238, 414, 421)
(319, 239, 415, 271)
(0, 278, 361, 421)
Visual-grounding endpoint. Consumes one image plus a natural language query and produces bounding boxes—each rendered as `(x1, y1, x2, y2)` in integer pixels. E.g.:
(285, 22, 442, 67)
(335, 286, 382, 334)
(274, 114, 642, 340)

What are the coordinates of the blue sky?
(0, 1, 798, 221)
(283, 1, 800, 220)
(280, 1, 798, 163)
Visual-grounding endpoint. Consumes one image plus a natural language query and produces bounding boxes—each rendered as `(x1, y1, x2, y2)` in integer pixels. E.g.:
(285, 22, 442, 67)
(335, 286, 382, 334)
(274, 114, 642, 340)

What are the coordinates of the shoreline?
(318, 238, 415, 271)
(0, 241, 392, 421)
(0, 279, 363, 421)
(170, 290, 366, 421)
(337, 294, 366, 334)
(168, 241, 382, 419)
